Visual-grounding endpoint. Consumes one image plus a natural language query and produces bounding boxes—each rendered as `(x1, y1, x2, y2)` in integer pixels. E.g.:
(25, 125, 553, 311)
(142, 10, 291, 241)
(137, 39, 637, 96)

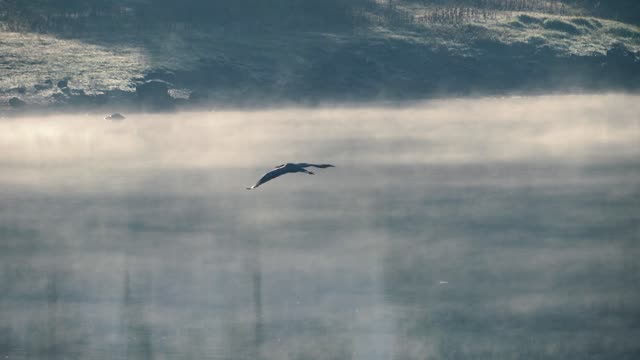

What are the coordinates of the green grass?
(0, 31, 147, 104)
(379, 4, 640, 55)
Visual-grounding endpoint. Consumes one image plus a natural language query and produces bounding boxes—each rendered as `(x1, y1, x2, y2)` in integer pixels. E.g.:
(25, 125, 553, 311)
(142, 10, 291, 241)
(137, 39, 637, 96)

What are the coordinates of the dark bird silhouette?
(246, 163, 335, 190)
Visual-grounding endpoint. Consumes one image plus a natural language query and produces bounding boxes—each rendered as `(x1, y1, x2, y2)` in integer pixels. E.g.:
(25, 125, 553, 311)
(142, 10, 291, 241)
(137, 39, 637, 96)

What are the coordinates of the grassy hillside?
(1, 0, 639, 112)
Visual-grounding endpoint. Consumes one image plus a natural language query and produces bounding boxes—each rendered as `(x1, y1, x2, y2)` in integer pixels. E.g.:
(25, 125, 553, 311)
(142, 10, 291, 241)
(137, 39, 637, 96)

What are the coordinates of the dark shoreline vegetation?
(1, 0, 640, 114)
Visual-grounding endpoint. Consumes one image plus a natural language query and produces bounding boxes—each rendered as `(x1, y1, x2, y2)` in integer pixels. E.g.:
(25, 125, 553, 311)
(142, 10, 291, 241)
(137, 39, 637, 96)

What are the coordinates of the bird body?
(246, 163, 335, 190)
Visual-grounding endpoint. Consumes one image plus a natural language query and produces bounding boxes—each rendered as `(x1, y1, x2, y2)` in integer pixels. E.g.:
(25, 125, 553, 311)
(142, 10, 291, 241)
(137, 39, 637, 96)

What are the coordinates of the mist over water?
(1, 94, 639, 359)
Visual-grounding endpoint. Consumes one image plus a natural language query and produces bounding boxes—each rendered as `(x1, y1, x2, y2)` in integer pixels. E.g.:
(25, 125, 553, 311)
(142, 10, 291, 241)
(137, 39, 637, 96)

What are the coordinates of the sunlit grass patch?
(473, 12, 640, 55)
(0, 30, 147, 104)
(380, 4, 640, 56)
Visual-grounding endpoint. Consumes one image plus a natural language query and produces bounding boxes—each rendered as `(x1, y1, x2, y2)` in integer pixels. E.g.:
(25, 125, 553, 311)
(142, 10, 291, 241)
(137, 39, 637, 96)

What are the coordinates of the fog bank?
(1, 94, 638, 191)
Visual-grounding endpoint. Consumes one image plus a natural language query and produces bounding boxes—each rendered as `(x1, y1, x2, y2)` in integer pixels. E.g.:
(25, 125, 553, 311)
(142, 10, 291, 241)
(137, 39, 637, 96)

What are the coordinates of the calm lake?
(1, 94, 639, 359)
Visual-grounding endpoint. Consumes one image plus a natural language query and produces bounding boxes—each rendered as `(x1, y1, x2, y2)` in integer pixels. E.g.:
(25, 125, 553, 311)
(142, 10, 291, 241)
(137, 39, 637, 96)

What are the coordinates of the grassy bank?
(1, 1, 639, 112)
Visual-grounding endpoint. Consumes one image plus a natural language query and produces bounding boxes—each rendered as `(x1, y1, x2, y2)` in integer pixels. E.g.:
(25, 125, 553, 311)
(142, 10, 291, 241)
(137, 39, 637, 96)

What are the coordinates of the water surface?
(1, 94, 639, 359)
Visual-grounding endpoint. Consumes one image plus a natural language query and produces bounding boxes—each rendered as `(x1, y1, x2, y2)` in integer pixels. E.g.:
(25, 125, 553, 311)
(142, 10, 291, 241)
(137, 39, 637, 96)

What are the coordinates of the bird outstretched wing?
(246, 166, 290, 190)
(295, 163, 335, 169)
(246, 163, 333, 190)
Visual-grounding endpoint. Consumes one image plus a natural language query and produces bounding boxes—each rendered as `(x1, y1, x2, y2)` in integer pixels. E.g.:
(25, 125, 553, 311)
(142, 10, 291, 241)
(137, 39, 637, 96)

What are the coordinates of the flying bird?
(246, 163, 335, 190)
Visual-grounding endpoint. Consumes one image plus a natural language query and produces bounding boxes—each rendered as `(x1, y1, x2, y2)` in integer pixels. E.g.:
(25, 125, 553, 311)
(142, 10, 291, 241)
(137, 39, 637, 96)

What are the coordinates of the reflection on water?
(1, 95, 639, 359)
